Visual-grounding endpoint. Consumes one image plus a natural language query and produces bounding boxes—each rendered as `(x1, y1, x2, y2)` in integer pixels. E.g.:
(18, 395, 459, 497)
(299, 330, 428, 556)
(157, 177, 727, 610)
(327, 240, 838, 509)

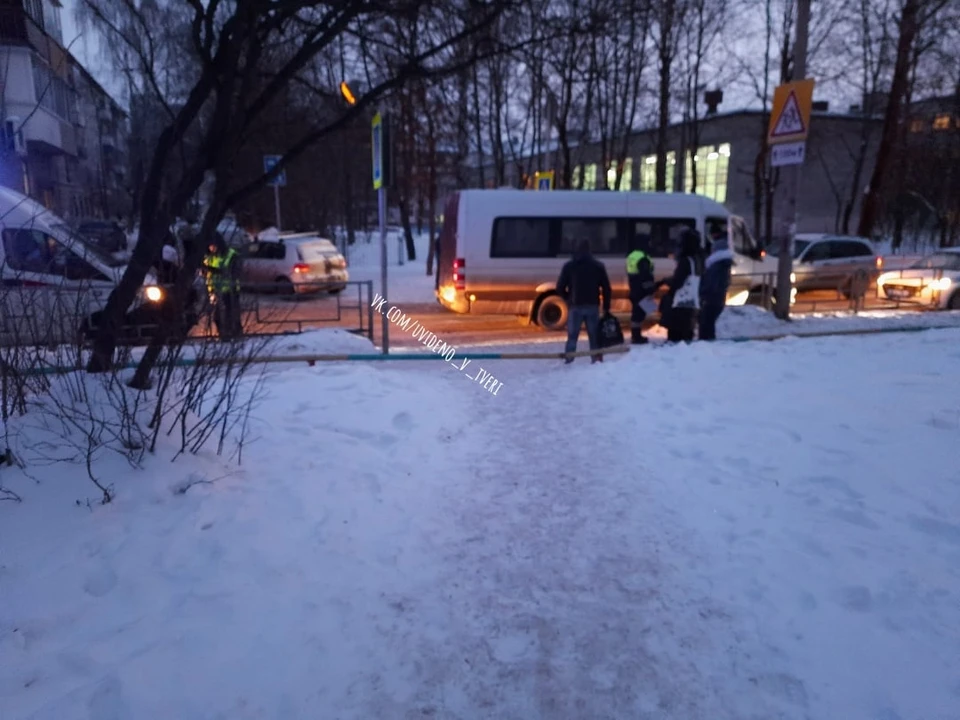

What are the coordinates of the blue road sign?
(263, 155, 287, 187)
(371, 113, 383, 190)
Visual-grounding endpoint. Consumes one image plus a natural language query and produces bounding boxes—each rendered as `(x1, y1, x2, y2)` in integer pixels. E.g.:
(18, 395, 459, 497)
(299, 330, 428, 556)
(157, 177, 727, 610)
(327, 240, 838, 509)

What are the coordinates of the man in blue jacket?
(699, 229, 735, 341)
(557, 239, 612, 364)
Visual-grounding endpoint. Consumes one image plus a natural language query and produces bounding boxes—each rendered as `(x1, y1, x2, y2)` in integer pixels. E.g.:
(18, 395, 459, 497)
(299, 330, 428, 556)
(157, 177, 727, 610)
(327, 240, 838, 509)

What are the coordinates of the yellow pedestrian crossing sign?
(535, 170, 554, 190)
(768, 79, 815, 144)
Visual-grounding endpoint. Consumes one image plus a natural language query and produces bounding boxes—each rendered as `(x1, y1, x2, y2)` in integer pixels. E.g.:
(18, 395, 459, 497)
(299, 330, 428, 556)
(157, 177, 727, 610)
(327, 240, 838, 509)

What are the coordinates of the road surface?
(217, 286, 935, 349)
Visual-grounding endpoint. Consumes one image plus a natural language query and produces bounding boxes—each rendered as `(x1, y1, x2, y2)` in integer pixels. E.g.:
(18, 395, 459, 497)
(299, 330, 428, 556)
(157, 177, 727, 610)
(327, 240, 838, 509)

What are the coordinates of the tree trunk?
(857, 0, 921, 239)
(399, 196, 416, 260)
(655, 0, 675, 192)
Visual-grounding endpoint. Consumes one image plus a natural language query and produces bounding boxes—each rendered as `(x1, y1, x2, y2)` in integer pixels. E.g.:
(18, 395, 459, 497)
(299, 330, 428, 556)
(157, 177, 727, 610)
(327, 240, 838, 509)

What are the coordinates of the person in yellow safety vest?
(625, 235, 656, 344)
(203, 235, 242, 339)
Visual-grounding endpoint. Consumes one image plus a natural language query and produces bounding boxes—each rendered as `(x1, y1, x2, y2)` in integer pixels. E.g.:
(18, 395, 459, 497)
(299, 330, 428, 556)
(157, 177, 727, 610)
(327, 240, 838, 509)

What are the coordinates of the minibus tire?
(534, 294, 568, 331)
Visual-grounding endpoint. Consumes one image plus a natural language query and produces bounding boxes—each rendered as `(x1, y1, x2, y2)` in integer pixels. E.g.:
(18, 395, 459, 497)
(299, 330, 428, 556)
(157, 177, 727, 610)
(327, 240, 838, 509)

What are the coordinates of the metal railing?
(726, 269, 951, 314)
(0, 279, 375, 349)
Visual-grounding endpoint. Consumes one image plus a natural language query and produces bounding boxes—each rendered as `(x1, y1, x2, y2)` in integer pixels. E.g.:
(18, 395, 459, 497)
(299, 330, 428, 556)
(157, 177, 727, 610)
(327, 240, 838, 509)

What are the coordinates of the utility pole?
(774, 0, 811, 320)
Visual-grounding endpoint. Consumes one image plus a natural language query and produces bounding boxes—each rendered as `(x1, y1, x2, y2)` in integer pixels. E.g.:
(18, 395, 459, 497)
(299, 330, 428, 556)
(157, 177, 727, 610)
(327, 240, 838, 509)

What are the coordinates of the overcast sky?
(55, 0, 862, 120)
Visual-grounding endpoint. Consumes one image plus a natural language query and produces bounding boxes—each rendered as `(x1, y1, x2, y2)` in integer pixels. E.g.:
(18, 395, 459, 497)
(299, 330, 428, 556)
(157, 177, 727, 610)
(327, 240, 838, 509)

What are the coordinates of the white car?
(876, 248, 960, 310)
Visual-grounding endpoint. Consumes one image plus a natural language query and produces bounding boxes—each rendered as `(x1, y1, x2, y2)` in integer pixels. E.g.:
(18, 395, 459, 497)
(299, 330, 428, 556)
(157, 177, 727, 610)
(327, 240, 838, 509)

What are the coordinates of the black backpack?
(598, 313, 624, 348)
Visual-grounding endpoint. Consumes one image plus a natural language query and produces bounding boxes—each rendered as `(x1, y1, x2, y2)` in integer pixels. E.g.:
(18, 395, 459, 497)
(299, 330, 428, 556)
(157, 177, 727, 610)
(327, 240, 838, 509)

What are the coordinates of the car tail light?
(453, 258, 465, 290)
(760, 249, 766, 259)
(292, 263, 310, 274)
(875, 256, 883, 270)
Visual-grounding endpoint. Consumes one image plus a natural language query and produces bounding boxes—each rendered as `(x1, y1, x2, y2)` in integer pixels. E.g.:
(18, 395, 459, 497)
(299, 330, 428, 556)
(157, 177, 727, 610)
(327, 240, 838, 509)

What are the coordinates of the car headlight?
(929, 277, 952, 291)
(789, 272, 796, 283)
(144, 285, 164, 302)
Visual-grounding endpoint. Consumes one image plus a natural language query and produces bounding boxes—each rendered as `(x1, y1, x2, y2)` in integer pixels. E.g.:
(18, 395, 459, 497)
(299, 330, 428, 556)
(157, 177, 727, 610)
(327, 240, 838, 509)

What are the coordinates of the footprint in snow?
(87, 674, 128, 720)
(82, 565, 118, 598)
(392, 411, 414, 432)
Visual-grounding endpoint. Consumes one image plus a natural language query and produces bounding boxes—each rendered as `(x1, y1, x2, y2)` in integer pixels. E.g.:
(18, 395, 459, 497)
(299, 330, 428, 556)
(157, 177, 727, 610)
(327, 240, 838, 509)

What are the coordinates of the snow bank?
(2, 328, 959, 719)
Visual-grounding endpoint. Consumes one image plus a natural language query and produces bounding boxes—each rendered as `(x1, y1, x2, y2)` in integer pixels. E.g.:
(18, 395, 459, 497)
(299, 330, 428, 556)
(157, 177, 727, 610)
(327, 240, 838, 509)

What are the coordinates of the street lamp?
(340, 81, 357, 106)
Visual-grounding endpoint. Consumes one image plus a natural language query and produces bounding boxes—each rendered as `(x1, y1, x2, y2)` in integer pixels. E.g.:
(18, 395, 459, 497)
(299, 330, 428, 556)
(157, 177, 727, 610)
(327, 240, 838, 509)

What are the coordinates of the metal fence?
(729, 269, 953, 314)
(0, 279, 376, 350)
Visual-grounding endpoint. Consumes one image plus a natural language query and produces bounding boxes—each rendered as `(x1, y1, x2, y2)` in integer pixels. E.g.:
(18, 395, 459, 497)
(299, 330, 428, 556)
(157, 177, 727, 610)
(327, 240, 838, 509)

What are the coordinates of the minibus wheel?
(534, 294, 568, 331)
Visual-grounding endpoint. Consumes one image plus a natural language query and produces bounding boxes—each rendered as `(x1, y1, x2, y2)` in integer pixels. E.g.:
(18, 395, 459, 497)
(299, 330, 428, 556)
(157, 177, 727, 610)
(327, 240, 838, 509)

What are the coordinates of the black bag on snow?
(598, 313, 624, 348)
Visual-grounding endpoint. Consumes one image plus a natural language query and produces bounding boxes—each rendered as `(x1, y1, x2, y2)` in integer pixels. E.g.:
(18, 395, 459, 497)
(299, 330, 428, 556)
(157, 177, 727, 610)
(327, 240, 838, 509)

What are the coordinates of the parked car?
(767, 233, 883, 297)
(0, 187, 200, 346)
(76, 218, 128, 253)
(876, 248, 960, 310)
(239, 233, 348, 295)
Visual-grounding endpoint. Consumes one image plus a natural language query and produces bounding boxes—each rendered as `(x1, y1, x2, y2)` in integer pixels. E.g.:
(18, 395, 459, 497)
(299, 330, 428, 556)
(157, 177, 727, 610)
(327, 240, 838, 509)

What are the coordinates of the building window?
(583, 163, 597, 190)
(639, 152, 676, 192)
(932, 113, 952, 131)
(683, 143, 730, 203)
(30, 55, 75, 121)
(571, 165, 582, 188)
(909, 118, 925, 133)
(606, 159, 633, 191)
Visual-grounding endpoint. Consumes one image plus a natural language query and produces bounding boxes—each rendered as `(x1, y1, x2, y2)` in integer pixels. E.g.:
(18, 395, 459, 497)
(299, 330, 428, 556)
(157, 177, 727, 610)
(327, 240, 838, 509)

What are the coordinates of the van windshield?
(53, 224, 126, 268)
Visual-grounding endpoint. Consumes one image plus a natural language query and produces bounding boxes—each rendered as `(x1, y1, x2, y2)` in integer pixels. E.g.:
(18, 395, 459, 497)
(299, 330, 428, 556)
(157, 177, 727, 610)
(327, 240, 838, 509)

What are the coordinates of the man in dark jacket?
(557, 239, 612, 364)
(698, 229, 735, 341)
(659, 229, 704, 343)
(625, 235, 656, 345)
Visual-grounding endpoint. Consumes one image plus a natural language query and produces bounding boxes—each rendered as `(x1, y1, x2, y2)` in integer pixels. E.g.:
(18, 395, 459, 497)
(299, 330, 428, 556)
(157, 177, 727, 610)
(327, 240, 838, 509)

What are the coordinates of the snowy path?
(3, 330, 960, 719)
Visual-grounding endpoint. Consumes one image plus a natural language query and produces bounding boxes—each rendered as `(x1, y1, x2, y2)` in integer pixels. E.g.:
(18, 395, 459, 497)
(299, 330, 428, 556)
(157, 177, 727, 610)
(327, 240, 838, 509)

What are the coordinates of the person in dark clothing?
(556, 239, 613, 364)
(699, 229, 735, 341)
(625, 234, 656, 345)
(659, 229, 704, 343)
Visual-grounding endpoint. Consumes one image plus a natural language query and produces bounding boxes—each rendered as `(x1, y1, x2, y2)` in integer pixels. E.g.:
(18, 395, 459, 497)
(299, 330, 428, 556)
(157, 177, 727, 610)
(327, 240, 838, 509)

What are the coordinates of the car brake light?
(760, 249, 766, 259)
(293, 263, 310, 274)
(453, 258, 465, 290)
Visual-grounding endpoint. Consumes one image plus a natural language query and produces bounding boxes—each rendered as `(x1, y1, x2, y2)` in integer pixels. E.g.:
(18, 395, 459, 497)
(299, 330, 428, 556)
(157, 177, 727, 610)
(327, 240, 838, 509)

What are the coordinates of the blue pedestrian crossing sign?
(535, 170, 554, 190)
(263, 155, 286, 187)
(372, 113, 383, 190)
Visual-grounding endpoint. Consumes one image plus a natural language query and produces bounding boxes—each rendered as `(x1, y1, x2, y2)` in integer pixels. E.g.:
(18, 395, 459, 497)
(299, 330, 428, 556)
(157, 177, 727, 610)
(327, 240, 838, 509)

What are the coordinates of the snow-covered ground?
(343, 227, 437, 304)
(2, 327, 959, 719)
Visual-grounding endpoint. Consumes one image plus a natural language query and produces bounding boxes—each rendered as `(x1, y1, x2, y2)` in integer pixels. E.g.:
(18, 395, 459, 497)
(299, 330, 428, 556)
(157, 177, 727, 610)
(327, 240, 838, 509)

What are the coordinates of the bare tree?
(857, 0, 951, 240)
(652, 0, 689, 191)
(75, 0, 522, 378)
(679, 0, 727, 193)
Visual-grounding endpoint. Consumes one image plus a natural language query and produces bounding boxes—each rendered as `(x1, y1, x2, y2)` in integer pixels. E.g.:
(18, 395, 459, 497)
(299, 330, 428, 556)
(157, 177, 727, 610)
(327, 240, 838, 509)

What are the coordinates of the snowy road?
(3, 329, 960, 719)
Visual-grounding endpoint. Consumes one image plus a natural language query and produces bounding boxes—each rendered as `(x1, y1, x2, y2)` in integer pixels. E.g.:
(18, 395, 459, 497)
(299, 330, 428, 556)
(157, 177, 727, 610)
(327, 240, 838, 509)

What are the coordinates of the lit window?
(572, 165, 582, 188)
(932, 114, 951, 130)
(606, 159, 633, 191)
(584, 164, 597, 190)
(683, 144, 730, 203)
(639, 154, 676, 192)
(620, 159, 633, 191)
(909, 118, 925, 132)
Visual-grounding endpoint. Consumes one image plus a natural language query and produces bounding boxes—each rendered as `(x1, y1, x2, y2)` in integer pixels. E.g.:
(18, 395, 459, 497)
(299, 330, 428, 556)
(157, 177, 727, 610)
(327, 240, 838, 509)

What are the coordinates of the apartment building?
(0, 0, 129, 220)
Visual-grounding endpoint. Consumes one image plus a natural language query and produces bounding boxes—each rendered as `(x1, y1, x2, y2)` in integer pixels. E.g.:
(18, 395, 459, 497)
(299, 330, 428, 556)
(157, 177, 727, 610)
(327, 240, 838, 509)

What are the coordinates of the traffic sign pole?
(372, 112, 389, 355)
(770, 1, 812, 320)
(263, 154, 287, 231)
(273, 185, 282, 230)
